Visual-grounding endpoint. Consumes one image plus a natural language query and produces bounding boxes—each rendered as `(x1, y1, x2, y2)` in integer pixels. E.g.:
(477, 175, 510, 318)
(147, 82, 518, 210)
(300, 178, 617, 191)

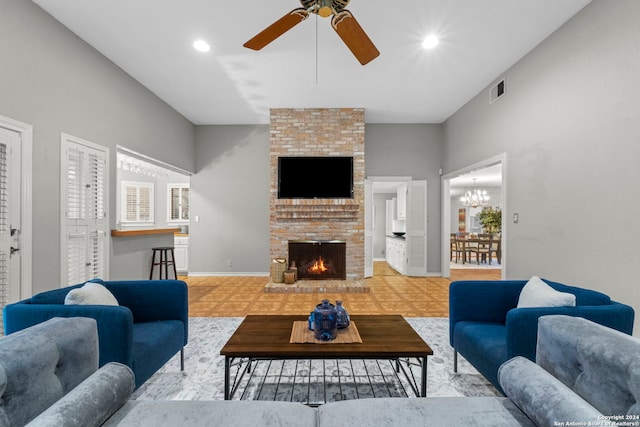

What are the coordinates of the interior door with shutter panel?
(406, 180, 427, 276)
(0, 127, 21, 309)
(364, 180, 373, 277)
(61, 134, 109, 286)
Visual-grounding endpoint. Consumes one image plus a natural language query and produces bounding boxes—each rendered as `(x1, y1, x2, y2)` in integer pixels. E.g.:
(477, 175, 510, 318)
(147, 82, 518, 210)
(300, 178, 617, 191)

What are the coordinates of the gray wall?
(366, 124, 444, 273)
(189, 123, 444, 275)
(0, 0, 196, 291)
(443, 0, 640, 332)
(190, 125, 271, 274)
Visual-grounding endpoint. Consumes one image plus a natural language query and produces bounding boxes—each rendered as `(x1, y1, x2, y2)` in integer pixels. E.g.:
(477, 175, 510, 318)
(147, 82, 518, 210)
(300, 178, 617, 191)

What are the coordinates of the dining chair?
(452, 234, 466, 263)
(464, 235, 479, 264)
(491, 235, 502, 264)
(450, 233, 457, 261)
(472, 235, 493, 264)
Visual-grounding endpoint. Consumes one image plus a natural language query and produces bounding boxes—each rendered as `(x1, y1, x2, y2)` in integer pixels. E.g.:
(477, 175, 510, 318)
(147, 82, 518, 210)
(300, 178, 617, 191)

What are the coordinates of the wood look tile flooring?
(184, 262, 500, 318)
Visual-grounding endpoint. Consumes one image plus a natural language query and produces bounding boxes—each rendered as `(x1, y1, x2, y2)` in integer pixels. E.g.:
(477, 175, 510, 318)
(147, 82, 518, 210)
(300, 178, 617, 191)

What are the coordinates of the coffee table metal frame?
(220, 314, 433, 403)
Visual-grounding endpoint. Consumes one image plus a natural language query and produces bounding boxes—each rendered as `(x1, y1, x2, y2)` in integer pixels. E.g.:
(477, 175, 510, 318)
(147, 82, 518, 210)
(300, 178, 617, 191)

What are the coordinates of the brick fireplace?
(269, 108, 365, 280)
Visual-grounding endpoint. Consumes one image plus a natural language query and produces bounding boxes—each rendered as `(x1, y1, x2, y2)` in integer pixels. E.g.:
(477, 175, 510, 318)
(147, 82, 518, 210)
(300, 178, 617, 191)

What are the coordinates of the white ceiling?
(33, 0, 591, 125)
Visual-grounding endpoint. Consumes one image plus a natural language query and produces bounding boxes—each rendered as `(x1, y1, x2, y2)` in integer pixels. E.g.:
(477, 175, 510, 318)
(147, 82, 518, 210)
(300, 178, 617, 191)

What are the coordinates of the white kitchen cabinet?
(385, 236, 406, 275)
(396, 183, 407, 220)
(174, 235, 189, 273)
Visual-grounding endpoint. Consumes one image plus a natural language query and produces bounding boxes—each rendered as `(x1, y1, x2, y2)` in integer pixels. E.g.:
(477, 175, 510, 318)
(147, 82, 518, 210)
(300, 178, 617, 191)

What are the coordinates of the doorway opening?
(442, 154, 506, 279)
(115, 147, 192, 276)
(367, 176, 427, 278)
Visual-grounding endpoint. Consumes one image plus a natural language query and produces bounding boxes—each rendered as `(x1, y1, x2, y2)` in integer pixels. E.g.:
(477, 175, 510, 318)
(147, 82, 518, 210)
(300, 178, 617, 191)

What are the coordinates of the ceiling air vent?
(490, 78, 505, 103)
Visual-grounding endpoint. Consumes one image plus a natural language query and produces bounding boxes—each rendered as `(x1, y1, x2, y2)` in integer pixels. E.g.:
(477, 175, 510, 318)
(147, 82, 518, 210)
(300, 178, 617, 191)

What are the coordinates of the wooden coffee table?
(220, 314, 433, 401)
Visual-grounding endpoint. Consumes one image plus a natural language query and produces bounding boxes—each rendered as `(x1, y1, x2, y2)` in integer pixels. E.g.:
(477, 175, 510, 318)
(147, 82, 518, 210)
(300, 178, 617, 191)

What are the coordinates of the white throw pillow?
(517, 276, 576, 308)
(65, 282, 119, 306)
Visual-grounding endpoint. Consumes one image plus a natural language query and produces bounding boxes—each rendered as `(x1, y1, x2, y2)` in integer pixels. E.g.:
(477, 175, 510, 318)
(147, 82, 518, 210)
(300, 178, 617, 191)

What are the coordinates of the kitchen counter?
(386, 234, 406, 240)
(111, 228, 180, 237)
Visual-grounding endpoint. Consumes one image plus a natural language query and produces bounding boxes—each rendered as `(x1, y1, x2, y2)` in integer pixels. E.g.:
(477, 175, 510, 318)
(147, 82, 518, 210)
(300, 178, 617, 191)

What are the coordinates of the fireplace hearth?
(288, 240, 346, 280)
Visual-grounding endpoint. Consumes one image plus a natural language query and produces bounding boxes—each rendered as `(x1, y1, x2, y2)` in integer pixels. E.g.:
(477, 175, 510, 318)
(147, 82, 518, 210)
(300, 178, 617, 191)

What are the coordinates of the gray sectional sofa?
(2, 316, 639, 426)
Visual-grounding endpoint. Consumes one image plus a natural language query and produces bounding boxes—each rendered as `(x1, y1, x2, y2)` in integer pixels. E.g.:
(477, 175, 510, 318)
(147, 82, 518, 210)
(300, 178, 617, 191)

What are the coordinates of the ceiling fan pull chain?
(316, 13, 319, 85)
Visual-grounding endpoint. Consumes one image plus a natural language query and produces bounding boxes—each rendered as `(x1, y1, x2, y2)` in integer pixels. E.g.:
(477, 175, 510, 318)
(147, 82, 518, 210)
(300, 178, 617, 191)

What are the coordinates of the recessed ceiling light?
(422, 35, 439, 49)
(193, 40, 210, 52)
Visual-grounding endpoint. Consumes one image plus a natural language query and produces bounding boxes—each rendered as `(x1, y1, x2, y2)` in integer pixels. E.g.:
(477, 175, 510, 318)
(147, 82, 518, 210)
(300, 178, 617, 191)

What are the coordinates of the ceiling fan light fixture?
(317, 6, 333, 17)
(316, 0, 334, 17)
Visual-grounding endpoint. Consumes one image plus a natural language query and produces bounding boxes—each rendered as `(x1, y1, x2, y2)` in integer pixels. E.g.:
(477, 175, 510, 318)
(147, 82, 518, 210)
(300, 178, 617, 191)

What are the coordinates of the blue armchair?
(449, 279, 634, 394)
(2, 279, 188, 389)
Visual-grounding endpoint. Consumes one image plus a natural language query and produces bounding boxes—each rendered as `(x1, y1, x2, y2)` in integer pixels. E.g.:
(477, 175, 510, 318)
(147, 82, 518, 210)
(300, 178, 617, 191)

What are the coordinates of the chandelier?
(460, 179, 490, 208)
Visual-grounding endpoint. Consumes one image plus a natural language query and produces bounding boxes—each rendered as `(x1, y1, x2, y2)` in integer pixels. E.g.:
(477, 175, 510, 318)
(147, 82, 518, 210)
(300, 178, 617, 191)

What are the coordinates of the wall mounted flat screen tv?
(278, 156, 354, 199)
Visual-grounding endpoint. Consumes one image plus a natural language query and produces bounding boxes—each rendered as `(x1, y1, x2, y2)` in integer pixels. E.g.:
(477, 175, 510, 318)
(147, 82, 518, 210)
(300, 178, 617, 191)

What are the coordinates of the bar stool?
(149, 246, 178, 280)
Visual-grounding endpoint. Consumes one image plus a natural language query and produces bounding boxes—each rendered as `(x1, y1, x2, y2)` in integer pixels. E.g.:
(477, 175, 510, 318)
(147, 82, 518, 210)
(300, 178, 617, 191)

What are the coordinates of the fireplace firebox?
(288, 240, 346, 280)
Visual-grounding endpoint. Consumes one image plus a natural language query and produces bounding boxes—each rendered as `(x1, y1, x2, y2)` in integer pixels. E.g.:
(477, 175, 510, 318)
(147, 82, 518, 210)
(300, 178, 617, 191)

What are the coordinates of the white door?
(0, 127, 22, 305)
(406, 180, 427, 276)
(364, 180, 373, 277)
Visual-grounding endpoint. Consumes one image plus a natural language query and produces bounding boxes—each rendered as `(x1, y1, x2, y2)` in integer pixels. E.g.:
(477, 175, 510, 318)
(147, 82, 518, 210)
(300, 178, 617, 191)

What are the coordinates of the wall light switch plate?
(513, 213, 519, 223)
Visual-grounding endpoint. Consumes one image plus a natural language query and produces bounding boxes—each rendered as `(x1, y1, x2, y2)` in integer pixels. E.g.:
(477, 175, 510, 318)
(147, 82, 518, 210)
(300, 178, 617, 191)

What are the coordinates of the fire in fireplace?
(308, 256, 328, 274)
(288, 240, 346, 280)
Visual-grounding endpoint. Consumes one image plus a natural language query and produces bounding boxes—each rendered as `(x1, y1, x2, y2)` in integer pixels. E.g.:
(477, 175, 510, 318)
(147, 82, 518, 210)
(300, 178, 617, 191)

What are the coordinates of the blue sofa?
(2, 279, 188, 389)
(449, 278, 634, 393)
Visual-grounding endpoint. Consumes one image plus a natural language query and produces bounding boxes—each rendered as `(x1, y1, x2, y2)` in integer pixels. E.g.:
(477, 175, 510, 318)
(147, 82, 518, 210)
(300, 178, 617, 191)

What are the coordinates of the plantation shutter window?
(121, 182, 154, 224)
(168, 184, 189, 222)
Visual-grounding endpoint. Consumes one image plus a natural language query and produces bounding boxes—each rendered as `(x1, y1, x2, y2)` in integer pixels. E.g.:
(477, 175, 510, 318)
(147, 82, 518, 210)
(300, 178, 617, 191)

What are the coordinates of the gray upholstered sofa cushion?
(316, 397, 535, 426)
(27, 362, 134, 427)
(0, 317, 98, 427)
(102, 400, 317, 427)
(498, 315, 640, 426)
(499, 357, 602, 426)
(536, 315, 640, 416)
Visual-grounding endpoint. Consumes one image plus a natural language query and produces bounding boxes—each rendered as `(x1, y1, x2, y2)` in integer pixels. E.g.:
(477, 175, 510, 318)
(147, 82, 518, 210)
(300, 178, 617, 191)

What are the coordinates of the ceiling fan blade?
(244, 8, 309, 50)
(331, 10, 380, 65)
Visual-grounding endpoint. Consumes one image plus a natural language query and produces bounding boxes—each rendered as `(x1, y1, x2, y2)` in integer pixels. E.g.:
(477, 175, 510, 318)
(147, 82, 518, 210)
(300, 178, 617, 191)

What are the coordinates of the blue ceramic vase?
(313, 299, 337, 341)
(335, 300, 350, 329)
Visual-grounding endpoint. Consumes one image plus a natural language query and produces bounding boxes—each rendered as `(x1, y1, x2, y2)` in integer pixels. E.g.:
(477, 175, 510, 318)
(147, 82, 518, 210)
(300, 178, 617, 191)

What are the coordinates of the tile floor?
(183, 262, 500, 318)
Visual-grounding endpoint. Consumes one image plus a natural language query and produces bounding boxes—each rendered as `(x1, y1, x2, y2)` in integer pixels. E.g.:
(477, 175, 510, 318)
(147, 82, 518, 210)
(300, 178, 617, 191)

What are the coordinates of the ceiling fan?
(243, 0, 380, 66)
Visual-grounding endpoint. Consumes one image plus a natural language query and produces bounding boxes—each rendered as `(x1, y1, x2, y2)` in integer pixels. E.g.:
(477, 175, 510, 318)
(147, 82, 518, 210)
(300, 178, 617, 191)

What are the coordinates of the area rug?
(131, 317, 500, 402)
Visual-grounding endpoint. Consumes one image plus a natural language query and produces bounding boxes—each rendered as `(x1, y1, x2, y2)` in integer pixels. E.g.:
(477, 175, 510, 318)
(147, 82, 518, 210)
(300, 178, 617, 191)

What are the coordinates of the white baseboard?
(187, 272, 270, 277)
